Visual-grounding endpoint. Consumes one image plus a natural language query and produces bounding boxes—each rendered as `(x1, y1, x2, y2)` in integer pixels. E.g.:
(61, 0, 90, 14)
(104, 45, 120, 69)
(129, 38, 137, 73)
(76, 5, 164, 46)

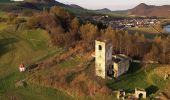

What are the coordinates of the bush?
(15, 80, 27, 88)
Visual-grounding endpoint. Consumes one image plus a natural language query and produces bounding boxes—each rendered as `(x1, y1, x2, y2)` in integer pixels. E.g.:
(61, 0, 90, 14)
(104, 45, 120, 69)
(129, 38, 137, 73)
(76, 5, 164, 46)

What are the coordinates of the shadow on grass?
(127, 62, 142, 74)
(106, 62, 145, 91)
(26, 64, 39, 71)
(0, 38, 18, 57)
(146, 85, 159, 96)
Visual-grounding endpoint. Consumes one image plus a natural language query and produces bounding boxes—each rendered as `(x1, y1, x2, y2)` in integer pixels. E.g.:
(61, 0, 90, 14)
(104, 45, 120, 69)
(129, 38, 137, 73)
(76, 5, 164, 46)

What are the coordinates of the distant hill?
(129, 3, 170, 18)
(0, 0, 57, 4)
(0, 0, 127, 17)
(95, 8, 112, 13)
(0, 0, 13, 3)
(25, 0, 55, 3)
(0, 0, 66, 12)
(69, 4, 84, 9)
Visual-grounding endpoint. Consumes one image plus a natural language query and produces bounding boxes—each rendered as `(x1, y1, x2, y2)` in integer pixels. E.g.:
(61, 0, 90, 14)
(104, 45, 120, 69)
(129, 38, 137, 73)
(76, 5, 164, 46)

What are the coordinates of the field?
(128, 27, 162, 39)
(0, 11, 7, 18)
(0, 23, 73, 100)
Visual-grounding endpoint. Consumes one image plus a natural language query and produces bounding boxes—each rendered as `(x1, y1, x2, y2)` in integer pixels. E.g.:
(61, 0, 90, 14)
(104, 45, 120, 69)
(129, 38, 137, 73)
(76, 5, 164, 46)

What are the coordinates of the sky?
(56, 0, 170, 10)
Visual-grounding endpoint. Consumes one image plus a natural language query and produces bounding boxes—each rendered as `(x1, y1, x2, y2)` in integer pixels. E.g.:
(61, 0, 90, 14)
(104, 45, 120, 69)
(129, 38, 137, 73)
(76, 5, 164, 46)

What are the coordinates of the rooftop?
(113, 57, 121, 63)
(113, 54, 129, 63)
(95, 39, 112, 44)
(135, 88, 146, 92)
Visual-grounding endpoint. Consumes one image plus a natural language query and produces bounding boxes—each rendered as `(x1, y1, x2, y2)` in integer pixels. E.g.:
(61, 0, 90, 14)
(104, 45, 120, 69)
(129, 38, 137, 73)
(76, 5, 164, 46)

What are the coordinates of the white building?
(19, 63, 26, 72)
(134, 88, 146, 99)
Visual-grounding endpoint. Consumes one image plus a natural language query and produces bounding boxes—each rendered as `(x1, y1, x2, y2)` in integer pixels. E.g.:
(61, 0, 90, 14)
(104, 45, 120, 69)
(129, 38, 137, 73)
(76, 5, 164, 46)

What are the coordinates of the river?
(164, 25, 170, 33)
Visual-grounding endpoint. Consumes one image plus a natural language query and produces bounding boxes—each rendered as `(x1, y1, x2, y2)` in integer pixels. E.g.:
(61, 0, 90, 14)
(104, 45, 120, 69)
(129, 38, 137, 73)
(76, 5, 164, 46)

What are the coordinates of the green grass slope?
(107, 63, 168, 97)
(0, 0, 13, 3)
(0, 23, 73, 100)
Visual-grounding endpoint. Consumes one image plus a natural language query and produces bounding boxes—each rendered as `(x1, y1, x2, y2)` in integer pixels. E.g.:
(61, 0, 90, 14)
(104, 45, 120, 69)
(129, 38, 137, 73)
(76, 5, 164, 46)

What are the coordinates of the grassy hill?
(0, 22, 73, 100)
(0, 1, 169, 99)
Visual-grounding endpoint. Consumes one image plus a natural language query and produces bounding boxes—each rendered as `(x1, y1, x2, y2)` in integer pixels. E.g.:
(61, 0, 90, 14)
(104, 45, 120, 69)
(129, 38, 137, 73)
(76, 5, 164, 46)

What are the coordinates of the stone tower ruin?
(95, 40, 113, 79)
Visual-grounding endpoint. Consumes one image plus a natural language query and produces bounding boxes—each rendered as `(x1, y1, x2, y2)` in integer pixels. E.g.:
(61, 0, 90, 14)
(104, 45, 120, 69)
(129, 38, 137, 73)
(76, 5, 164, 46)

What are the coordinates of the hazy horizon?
(56, 0, 170, 10)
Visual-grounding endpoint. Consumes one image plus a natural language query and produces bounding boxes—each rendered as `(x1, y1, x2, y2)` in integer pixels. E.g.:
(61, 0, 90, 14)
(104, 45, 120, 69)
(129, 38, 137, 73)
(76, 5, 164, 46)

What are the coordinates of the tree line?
(26, 6, 170, 64)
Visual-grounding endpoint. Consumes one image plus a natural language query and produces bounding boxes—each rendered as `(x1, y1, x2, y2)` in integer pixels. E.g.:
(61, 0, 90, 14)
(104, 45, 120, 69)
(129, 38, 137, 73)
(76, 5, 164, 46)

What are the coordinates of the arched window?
(139, 93, 143, 98)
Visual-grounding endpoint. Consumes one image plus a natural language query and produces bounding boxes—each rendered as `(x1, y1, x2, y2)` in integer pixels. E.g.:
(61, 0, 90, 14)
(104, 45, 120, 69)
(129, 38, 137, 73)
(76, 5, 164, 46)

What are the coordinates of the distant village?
(79, 15, 161, 29)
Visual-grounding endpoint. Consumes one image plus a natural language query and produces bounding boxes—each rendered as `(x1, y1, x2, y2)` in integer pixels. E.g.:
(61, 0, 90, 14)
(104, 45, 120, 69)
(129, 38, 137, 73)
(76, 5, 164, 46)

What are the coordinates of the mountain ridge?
(129, 3, 170, 18)
(69, 4, 85, 9)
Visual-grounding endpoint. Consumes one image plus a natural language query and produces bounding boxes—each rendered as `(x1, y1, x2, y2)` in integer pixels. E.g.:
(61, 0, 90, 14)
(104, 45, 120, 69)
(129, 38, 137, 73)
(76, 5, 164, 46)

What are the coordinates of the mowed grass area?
(0, 23, 73, 100)
(107, 63, 168, 96)
(128, 27, 162, 39)
(0, 11, 7, 18)
(0, 23, 60, 77)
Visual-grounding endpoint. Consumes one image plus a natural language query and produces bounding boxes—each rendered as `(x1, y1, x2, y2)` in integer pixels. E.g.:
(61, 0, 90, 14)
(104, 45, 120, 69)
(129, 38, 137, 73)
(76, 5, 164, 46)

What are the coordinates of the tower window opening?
(98, 69, 102, 74)
(99, 45, 102, 50)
